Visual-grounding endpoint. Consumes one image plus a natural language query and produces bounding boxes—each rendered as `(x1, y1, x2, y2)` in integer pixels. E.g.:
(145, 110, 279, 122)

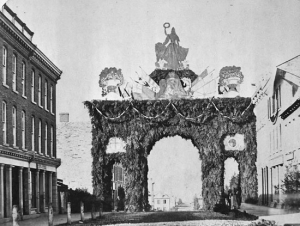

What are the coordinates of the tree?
(177, 198, 183, 205)
(229, 173, 239, 189)
(193, 194, 200, 210)
(281, 167, 300, 209)
(282, 168, 300, 194)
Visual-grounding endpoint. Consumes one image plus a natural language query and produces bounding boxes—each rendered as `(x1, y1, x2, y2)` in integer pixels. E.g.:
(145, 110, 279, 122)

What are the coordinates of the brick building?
(0, 4, 62, 221)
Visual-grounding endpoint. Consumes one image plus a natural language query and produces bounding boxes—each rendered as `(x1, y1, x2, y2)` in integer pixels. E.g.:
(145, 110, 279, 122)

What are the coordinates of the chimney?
(59, 113, 69, 122)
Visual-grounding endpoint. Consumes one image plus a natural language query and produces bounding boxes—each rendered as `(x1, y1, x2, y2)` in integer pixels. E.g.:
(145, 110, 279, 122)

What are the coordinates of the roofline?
(0, 4, 62, 79)
(276, 55, 300, 68)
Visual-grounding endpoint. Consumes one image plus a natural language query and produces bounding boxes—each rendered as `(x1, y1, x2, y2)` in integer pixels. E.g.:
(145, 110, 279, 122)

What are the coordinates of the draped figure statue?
(155, 24, 189, 70)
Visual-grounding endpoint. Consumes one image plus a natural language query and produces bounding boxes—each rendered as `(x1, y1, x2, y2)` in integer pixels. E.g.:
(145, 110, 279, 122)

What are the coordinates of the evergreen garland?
(84, 97, 257, 211)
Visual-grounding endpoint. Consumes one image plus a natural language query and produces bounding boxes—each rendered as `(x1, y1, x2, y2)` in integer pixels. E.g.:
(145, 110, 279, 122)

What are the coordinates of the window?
(2, 102, 7, 144)
(31, 70, 35, 102)
(50, 126, 53, 157)
(21, 62, 26, 96)
(114, 165, 123, 182)
(163, 200, 166, 204)
(50, 85, 53, 113)
(38, 75, 42, 106)
(44, 80, 48, 110)
(12, 107, 17, 146)
(45, 123, 48, 155)
(12, 54, 17, 91)
(157, 200, 160, 204)
(279, 124, 282, 150)
(31, 116, 35, 151)
(2, 46, 7, 85)
(38, 119, 42, 153)
(22, 111, 25, 149)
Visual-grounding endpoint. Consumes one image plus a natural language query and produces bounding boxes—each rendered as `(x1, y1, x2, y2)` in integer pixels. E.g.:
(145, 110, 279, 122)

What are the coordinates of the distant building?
(111, 163, 125, 210)
(56, 113, 93, 192)
(253, 55, 300, 207)
(153, 194, 176, 211)
(0, 4, 62, 220)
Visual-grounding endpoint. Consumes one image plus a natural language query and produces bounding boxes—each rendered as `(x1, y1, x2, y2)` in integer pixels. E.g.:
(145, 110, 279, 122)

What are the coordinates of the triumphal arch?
(84, 23, 257, 211)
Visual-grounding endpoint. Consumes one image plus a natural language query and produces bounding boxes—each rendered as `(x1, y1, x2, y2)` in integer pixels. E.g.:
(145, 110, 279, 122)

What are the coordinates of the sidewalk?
(240, 203, 300, 225)
(1, 212, 93, 226)
(3, 204, 300, 226)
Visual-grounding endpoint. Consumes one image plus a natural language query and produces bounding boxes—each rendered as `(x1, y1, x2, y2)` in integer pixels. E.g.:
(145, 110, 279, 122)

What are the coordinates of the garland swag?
(84, 97, 257, 211)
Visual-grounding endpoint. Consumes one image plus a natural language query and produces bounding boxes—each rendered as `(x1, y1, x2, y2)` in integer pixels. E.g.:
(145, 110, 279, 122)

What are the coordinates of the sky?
(147, 136, 238, 203)
(2, 0, 300, 202)
(4, 0, 300, 122)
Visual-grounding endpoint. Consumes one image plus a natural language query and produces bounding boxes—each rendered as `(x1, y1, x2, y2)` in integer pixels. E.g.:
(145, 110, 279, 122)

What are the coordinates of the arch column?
(123, 141, 147, 212)
(201, 157, 223, 210)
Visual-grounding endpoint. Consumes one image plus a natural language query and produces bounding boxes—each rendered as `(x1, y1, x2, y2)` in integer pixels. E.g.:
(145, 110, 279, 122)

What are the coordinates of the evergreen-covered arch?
(84, 97, 257, 211)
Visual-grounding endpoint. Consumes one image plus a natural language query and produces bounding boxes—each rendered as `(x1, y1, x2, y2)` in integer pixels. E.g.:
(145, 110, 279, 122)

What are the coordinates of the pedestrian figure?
(227, 189, 232, 209)
(231, 188, 238, 209)
(236, 186, 242, 208)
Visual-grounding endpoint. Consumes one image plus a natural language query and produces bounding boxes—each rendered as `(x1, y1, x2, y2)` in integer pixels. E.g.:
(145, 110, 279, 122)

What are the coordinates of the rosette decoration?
(218, 66, 244, 97)
(99, 67, 124, 99)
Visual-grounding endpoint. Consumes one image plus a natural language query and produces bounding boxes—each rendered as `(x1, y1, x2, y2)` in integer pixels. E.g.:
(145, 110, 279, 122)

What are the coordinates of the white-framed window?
(21, 62, 26, 96)
(45, 123, 48, 155)
(50, 85, 53, 113)
(12, 54, 17, 91)
(31, 70, 35, 102)
(163, 200, 166, 204)
(38, 75, 42, 106)
(2, 46, 7, 85)
(38, 119, 42, 153)
(2, 101, 7, 144)
(157, 200, 160, 204)
(12, 106, 16, 146)
(31, 116, 35, 151)
(50, 126, 53, 157)
(22, 111, 25, 149)
(44, 80, 48, 110)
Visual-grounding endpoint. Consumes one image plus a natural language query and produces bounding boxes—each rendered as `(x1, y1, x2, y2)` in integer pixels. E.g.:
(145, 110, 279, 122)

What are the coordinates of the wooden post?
(91, 203, 95, 220)
(80, 201, 84, 222)
(99, 204, 103, 218)
(12, 205, 19, 226)
(48, 203, 53, 226)
(67, 202, 71, 225)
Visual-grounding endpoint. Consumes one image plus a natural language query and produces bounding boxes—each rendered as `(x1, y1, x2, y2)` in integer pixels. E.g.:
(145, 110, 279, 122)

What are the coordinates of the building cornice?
(0, 145, 61, 167)
(0, 9, 62, 81)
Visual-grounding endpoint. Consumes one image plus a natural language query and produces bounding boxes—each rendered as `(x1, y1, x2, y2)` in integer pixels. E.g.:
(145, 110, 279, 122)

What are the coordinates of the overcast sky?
(3, 0, 300, 202)
(5, 0, 300, 122)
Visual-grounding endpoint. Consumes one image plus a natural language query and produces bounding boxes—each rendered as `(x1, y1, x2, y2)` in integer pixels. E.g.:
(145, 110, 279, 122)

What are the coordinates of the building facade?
(153, 194, 172, 211)
(0, 4, 62, 220)
(253, 55, 300, 207)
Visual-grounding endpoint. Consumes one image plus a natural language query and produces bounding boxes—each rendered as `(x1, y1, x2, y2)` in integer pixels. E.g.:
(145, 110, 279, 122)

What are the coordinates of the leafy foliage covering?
(84, 97, 257, 211)
(68, 188, 100, 213)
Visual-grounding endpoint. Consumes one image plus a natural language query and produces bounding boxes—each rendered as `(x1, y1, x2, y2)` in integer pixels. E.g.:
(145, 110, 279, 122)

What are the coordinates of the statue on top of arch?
(155, 23, 189, 70)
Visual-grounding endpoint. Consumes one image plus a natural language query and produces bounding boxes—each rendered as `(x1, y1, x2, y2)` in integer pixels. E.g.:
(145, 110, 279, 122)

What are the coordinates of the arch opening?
(223, 157, 241, 209)
(147, 136, 202, 211)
